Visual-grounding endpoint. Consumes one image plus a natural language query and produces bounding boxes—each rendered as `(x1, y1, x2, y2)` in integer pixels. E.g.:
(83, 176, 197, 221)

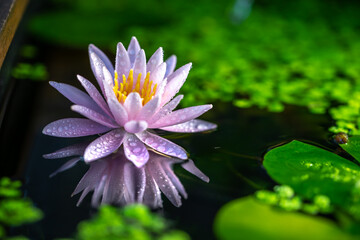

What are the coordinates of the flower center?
(112, 69, 158, 105)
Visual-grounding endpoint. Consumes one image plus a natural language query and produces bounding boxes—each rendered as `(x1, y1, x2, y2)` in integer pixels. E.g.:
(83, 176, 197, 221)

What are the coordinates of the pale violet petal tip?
(123, 134, 149, 168)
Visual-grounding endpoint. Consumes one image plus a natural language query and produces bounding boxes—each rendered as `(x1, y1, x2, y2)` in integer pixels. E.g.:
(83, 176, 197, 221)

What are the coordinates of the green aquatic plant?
(0, 177, 43, 240)
(74, 204, 190, 240)
(11, 63, 48, 81)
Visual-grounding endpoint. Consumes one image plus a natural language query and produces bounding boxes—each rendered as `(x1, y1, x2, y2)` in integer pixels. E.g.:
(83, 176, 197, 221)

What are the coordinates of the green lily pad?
(263, 140, 360, 206)
(214, 197, 354, 240)
(341, 136, 360, 164)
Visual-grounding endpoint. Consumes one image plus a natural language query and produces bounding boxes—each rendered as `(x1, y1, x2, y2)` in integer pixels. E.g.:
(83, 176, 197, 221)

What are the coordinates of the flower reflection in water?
(44, 143, 209, 208)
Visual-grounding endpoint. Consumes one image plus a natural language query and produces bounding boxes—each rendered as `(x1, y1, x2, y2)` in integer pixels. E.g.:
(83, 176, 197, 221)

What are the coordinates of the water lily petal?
(71, 105, 118, 128)
(149, 95, 183, 124)
(102, 158, 126, 205)
(137, 95, 161, 120)
(160, 119, 217, 133)
(150, 104, 213, 128)
(102, 67, 128, 125)
(182, 159, 209, 182)
(49, 81, 103, 114)
(136, 131, 187, 159)
(123, 162, 136, 203)
(77, 75, 112, 117)
(161, 160, 187, 198)
(147, 47, 163, 73)
(150, 62, 166, 85)
(43, 118, 111, 137)
(149, 159, 182, 207)
(124, 120, 148, 133)
(89, 44, 114, 95)
(134, 49, 146, 83)
(164, 55, 177, 78)
(143, 168, 162, 208)
(115, 42, 131, 78)
(161, 63, 192, 106)
(124, 92, 142, 120)
(127, 36, 141, 67)
(123, 134, 149, 167)
(43, 142, 88, 159)
(50, 157, 82, 178)
(84, 129, 125, 162)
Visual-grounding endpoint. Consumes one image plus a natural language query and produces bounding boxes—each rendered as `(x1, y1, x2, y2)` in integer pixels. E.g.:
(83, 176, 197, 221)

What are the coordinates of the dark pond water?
(2, 45, 334, 239)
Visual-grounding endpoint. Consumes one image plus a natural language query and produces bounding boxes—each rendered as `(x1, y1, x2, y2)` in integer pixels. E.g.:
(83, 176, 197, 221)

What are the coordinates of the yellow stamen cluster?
(113, 69, 158, 105)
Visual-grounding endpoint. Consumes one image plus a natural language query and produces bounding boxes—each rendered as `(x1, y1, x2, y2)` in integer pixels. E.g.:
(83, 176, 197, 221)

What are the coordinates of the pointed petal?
(161, 160, 187, 198)
(150, 62, 166, 85)
(84, 129, 125, 162)
(124, 162, 136, 203)
(137, 95, 161, 120)
(165, 55, 177, 78)
(143, 168, 163, 208)
(161, 63, 192, 106)
(124, 92, 142, 120)
(91, 175, 107, 207)
(77, 75, 112, 117)
(127, 37, 141, 66)
(147, 47, 163, 73)
(43, 118, 111, 137)
(135, 167, 146, 203)
(134, 49, 146, 83)
(123, 134, 149, 167)
(71, 105, 118, 128)
(136, 131, 187, 159)
(124, 120, 148, 133)
(182, 159, 209, 182)
(149, 95, 183, 124)
(115, 42, 131, 77)
(43, 142, 88, 159)
(154, 77, 167, 98)
(49, 81, 103, 114)
(89, 44, 114, 95)
(150, 104, 213, 128)
(160, 119, 217, 133)
(103, 67, 129, 125)
(149, 158, 182, 207)
(50, 157, 82, 178)
(102, 157, 126, 204)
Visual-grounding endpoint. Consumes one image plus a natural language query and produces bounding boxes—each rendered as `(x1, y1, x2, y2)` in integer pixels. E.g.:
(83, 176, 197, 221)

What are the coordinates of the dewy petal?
(124, 120, 148, 134)
(102, 157, 126, 204)
(149, 95, 183, 124)
(49, 81, 103, 114)
(137, 95, 161, 121)
(150, 104, 213, 128)
(77, 75, 112, 117)
(182, 159, 209, 183)
(148, 158, 182, 207)
(164, 55, 177, 78)
(143, 168, 162, 208)
(147, 47, 163, 73)
(84, 129, 125, 163)
(43, 118, 111, 137)
(136, 131, 188, 159)
(43, 142, 88, 159)
(115, 42, 131, 77)
(150, 62, 166, 85)
(127, 36, 141, 67)
(160, 119, 217, 133)
(50, 157, 82, 178)
(124, 92, 142, 120)
(123, 134, 149, 168)
(123, 162, 136, 203)
(161, 63, 192, 106)
(71, 105, 118, 128)
(102, 67, 128, 125)
(89, 44, 114, 95)
(134, 49, 146, 83)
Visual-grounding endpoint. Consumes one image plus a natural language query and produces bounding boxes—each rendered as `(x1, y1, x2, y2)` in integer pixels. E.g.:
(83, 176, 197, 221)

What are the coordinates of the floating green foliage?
(255, 185, 332, 214)
(263, 138, 360, 226)
(0, 177, 43, 239)
(214, 197, 354, 240)
(11, 63, 48, 81)
(74, 204, 189, 240)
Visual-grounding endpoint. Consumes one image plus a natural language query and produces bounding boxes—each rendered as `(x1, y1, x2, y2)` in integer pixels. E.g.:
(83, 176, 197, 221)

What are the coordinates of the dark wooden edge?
(0, 0, 29, 69)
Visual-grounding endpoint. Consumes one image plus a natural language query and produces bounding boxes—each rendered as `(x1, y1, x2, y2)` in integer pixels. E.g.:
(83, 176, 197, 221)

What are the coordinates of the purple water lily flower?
(44, 143, 209, 208)
(43, 37, 216, 167)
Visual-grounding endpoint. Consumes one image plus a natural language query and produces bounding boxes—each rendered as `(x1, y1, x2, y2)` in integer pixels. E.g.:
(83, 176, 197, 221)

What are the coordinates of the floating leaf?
(214, 197, 354, 240)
